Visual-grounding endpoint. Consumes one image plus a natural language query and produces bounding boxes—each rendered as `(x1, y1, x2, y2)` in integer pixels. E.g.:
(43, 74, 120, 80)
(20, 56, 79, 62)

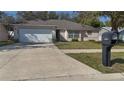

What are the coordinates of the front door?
(56, 30, 60, 41)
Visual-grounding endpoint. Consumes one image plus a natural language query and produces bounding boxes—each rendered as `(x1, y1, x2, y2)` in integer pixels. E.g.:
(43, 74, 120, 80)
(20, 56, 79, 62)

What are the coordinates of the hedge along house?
(14, 20, 96, 43)
(0, 23, 8, 41)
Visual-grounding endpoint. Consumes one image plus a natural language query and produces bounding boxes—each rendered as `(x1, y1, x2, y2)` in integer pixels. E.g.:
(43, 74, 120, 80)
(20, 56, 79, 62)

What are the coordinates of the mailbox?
(102, 31, 118, 46)
(102, 31, 118, 66)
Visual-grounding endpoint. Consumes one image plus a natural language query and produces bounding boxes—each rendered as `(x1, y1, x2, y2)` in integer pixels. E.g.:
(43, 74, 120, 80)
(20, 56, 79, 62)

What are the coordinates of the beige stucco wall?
(60, 30, 99, 42)
(0, 24, 8, 41)
(59, 30, 67, 41)
(84, 31, 99, 41)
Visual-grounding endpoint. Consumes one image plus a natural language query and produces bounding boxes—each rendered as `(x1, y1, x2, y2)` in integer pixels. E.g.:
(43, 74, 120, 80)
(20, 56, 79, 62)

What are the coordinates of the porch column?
(78, 31, 81, 41)
(65, 29, 68, 41)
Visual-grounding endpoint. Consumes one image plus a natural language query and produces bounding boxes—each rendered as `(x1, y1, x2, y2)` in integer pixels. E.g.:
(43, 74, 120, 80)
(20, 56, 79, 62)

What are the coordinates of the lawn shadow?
(111, 58, 124, 65)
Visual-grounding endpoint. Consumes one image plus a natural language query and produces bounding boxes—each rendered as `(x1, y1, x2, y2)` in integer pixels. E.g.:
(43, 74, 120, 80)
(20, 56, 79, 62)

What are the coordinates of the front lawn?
(55, 41, 124, 49)
(67, 52, 124, 73)
(0, 40, 14, 47)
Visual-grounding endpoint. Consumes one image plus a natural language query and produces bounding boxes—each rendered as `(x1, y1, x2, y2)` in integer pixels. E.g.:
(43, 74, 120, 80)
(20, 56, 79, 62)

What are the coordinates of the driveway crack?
(0, 50, 22, 70)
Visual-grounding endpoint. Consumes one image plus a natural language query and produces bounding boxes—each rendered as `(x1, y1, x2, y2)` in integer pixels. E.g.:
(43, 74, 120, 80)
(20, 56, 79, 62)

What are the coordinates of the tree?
(35, 11, 49, 20)
(0, 11, 6, 22)
(101, 11, 124, 32)
(104, 21, 111, 27)
(0, 12, 16, 32)
(16, 11, 27, 23)
(90, 19, 100, 27)
(16, 11, 51, 21)
(58, 12, 71, 20)
(100, 22, 105, 27)
(16, 11, 74, 22)
(48, 11, 59, 19)
(1, 16, 15, 24)
(16, 11, 36, 21)
(0, 11, 5, 18)
(75, 11, 100, 27)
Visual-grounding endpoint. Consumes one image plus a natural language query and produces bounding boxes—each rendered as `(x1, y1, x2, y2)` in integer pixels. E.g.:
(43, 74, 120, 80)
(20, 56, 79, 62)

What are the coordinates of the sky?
(5, 11, 17, 17)
(99, 16, 110, 22)
(4, 11, 75, 17)
(4, 11, 110, 22)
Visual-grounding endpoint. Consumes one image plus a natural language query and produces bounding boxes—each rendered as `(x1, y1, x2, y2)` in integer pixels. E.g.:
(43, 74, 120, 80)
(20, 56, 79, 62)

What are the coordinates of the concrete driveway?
(0, 43, 102, 80)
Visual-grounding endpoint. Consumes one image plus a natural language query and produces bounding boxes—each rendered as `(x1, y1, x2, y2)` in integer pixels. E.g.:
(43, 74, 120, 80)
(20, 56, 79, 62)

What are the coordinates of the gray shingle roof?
(18, 19, 98, 31)
(26, 20, 83, 30)
(82, 25, 99, 32)
(46, 20, 83, 30)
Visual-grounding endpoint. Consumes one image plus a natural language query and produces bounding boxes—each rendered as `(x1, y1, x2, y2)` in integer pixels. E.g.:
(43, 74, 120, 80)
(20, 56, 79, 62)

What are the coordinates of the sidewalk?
(61, 49, 124, 53)
(34, 73, 124, 81)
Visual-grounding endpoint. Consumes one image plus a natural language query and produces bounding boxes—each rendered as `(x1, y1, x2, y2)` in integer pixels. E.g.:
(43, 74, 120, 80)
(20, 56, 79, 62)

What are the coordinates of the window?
(68, 34, 73, 38)
(68, 31, 79, 39)
(68, 32, 73, 38)
(87, 31, 92, 35)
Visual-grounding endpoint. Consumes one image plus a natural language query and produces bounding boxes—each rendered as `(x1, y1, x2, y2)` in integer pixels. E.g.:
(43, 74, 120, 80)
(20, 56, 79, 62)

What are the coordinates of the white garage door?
(19, 28, 53, 43)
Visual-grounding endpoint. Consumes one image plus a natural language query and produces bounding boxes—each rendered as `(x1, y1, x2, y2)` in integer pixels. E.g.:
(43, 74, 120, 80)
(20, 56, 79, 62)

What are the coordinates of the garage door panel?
(19, 28, 53, 43)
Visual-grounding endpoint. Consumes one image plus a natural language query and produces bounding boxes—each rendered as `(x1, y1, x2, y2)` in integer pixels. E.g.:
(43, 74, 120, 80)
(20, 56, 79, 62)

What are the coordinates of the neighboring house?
(98, 27, 124, 41)
(0, 23, 8, 41)
(14, 20, 97, 43)
(119, 30, 124, 42)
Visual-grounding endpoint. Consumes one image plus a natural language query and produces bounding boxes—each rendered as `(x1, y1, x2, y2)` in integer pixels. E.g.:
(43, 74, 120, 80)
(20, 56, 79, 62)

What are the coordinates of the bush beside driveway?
(0, 40, 14, 47)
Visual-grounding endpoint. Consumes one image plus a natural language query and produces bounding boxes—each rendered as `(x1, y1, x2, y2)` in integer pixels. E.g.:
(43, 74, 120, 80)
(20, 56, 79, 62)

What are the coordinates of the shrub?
(89, 40, 95, 42)
(88, 40, 101, 44)
(72, 39, 78, 42)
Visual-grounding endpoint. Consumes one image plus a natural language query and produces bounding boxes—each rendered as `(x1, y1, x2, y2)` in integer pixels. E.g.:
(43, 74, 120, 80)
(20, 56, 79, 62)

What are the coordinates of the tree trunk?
(111, 25, 118, 32)
(111, 17, 118, 32)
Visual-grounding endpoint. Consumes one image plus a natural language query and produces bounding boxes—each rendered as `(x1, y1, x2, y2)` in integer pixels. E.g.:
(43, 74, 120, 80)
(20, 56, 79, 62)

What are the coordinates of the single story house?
(0, 23, 8, 41)
(14, 20, 98, 43)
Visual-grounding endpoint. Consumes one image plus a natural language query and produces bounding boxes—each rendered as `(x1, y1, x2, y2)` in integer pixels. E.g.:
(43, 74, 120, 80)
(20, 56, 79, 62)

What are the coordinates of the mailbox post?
(102, 31, 118, 66)
(102, 45, 112, 66)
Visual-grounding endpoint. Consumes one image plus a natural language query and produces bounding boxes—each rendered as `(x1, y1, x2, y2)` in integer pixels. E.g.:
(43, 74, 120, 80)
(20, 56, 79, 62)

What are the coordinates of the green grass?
(55, 41, 124, 49)
(0, 40, 14, 47)
(67, 53, 124, 73)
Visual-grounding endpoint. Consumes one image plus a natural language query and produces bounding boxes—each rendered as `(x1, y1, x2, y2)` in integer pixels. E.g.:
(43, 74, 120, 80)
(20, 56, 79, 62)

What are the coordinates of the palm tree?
(101, 11, 124, 32)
